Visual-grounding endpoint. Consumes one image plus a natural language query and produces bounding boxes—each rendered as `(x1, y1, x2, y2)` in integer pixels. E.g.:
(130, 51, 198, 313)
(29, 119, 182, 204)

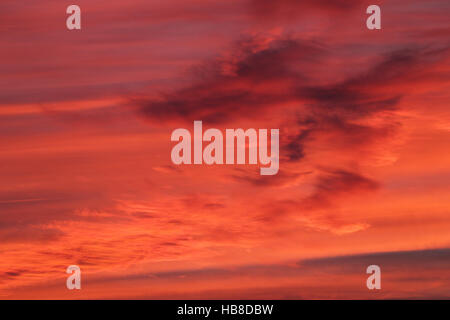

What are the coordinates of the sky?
(0, 0, 450, 299)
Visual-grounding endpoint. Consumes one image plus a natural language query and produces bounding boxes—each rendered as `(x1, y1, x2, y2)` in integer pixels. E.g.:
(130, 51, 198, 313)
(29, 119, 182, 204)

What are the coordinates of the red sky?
(1, 0, 450, 299)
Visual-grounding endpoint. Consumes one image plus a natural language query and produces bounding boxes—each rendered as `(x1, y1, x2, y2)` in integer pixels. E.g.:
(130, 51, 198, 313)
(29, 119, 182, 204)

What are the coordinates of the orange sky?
(1, 0, 450, 299)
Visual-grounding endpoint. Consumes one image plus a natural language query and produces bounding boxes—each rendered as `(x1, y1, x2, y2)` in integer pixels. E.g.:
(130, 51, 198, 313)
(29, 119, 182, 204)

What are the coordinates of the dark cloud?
(298, 47, 450, 117)
(0, 269, 30, 282)
(254, 169, 379, 216)
(283, 115, 396, 163)
(303, 169, 379, 208)
(316, 169, 379, 193)
(137, 36, 448, 126)
(137, 38, 447, 168)
(300, 247, 450, 274)
(85, 247, 450, 299)
(137, 37, 324, 123)
(137, 36, 448, 216)
(203, 202, 226, 210)
(252, 169, 379, 226)
(283, 129, 312, 162)
(281, 46, 449, 164)
(231, 168, 310, 187)
(0, 226, 65, 244)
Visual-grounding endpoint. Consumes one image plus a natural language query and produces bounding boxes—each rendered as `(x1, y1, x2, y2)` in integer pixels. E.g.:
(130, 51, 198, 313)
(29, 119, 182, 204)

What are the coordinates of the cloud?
(2, 0, 450, 299)
(0, 226, 65, 244)
(251, 169, 378, 233)
(313, 169, 379, 197)
(295, 169, 380, 211)
(136, 36, 325, 123)
(14, 247, 448, 299)
(137, 37, 448, 179)
(300, 247, 450, 273)
(230, 168, 309, 187)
